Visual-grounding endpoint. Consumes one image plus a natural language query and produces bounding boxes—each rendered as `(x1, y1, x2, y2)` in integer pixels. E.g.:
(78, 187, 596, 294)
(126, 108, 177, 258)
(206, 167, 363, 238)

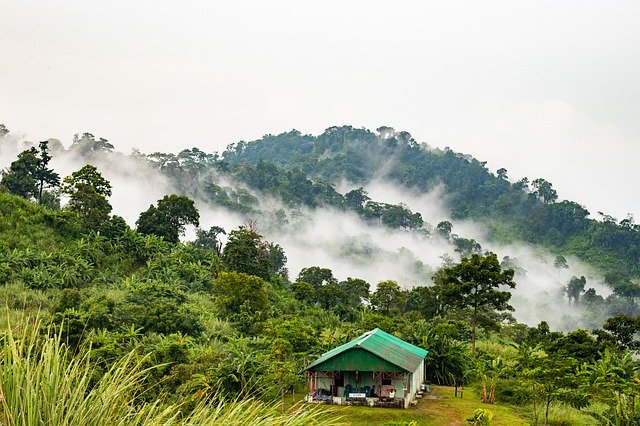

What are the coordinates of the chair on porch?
(343, 384, 353, 397)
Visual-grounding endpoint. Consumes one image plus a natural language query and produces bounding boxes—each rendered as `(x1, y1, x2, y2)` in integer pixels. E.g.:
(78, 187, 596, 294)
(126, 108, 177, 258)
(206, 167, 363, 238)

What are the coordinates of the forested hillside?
(220, 126, 640, 283)
(2, 124, 640, 424)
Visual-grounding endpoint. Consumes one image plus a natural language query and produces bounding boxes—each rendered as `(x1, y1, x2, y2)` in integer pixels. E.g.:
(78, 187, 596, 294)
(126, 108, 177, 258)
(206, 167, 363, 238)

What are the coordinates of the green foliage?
(364, 201, 424, 230)
(1, 140, 60, 204)
(221, 126, 640, 279)
(221, 227, 275, 279)
(194, 225, 226, 254)
(1, 147, 39, 199)
(0, 318, 339, 426)
(203, 183, 258, 213)
(545, 329, 604, 364)
(370, 280, 406, 315)
(553, 255, 569, 269)
(124, 280, 203, 336)
(466, 408, 494, 425)
(344, 187, 369, 210)
(432, 253, 516, 354)
(70, 132, 114, 155)
(290, 281, 316, 304)
(135, 243, 221, 292)
(423, 322, 472, 386)
(0, 319, 163, 425)
(296, 266, 337, 288)
(492, 378, 531, 405)
(136, 194, 200, 243)
(437, 220, 453, 238)
(34, 140, 61, 203)
(565, 275, 586, 304)
(263, 317, 318, 353)
(5, 124, 640, 424)
(212, 271, 268, 334)
(604, 315, 640, 350)
(62, 164, 113, 230)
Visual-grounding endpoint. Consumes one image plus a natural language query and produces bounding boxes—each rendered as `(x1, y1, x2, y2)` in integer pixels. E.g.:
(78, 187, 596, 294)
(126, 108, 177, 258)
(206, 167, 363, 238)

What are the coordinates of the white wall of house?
(403, 359, 425, 408)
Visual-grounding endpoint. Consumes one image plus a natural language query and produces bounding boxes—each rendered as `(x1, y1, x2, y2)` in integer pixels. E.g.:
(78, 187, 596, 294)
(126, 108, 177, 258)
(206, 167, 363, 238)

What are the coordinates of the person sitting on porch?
(388, 388, 395, 400)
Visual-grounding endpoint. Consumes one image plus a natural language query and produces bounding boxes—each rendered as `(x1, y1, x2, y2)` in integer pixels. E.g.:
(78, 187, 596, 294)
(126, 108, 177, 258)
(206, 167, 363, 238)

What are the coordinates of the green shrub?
(493, 378, 530, 405)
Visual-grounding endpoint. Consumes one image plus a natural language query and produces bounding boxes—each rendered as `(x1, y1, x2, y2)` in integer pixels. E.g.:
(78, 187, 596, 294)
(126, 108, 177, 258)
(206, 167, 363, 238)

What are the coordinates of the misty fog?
(0, 134, 613, 330)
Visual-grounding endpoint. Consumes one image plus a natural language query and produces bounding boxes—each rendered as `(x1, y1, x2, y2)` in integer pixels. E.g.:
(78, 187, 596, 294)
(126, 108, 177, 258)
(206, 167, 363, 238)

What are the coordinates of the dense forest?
(1, 123, 640, 424)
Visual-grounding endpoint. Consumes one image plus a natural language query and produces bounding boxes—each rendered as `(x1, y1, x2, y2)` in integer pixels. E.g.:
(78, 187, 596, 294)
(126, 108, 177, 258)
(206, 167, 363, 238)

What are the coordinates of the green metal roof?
(304, 328, 428, 373)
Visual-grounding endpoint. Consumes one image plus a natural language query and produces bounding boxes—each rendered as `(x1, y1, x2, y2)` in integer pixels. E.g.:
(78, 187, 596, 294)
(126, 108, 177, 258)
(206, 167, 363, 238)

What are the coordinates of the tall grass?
(0, 318, 342, 425)
(533, 401, 600, 426)
(0, 318, 170, 425)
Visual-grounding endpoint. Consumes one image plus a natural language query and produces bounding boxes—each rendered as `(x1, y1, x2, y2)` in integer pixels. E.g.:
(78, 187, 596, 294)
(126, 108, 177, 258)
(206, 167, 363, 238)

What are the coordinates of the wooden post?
(403, 374, 408, 407)
(309, 372, 316, 399)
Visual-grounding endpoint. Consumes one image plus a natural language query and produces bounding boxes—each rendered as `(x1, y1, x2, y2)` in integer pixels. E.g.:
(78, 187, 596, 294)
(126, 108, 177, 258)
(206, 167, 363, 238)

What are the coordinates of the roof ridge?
(303, 328, 428, 372)
(355, 329, 376, 346)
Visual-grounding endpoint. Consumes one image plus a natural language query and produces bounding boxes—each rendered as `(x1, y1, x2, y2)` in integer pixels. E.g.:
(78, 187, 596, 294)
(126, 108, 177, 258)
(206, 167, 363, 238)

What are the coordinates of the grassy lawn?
(319, 386, 530, 426)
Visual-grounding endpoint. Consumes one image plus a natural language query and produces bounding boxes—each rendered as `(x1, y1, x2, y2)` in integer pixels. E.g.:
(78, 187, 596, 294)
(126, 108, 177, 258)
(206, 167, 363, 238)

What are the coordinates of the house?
(303, 328, 428, 408)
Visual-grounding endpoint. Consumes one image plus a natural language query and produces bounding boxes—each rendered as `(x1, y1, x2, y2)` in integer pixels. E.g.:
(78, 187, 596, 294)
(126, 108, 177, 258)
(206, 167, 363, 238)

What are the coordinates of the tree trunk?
(532, 383, 538, 426)
(472, 304, 477, 356)
(544, 394, 551, 426)
(38, 180, 44, 204)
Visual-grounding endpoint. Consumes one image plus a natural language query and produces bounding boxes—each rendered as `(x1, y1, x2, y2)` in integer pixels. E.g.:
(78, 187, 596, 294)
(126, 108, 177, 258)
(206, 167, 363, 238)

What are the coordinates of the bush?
(493, 378, 530, 405)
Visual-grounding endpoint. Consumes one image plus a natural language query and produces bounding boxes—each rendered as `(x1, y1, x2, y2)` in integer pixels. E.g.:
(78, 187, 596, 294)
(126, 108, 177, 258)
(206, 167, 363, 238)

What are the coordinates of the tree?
(513, 177, 529, 192)
(605, 272, 640, 297)
(34, 140, 61, 203)
(338, 277, 370, 305)
(62, 164, 112, 229)
(1, 147, 39, 198)
(436, 221, 453, 239)
(522, 352, 582, 426)
(432, 253, 516, 355)
(531, 178, 558, 204)
(587, 349, 640, 425)
(364, 201, 424, 229)
(496, 168, 508, 180)
(344, 187, 370, 210)
(221, 227, 271, 279)
(194, 226, 226, 254)
(452, 237, 482, 257)
(265, 242, 287, 278)
(212, 271, 268, 333)
(70, 132, 114, 155)
(1, 141, 60, 204)
(553, 255, 569, 269)
(423, 322, 472, 386)
(136, 195, 200, 243)
(124, 280, 203, 336)
(370, 280, 406, 314)
(601, 314, 640, 351)
(316, 284, 348, 311)
(546, 329, 603, 364)
(296, 266, 336, 289)
(290, 281, 315, 304)
(405, 286, 442, 319)
(565, 276, 586, 304)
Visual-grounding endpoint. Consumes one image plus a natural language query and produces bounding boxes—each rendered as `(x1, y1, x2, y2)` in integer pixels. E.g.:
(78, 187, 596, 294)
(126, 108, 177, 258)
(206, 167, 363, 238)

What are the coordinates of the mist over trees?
(2, 122, 640, 424)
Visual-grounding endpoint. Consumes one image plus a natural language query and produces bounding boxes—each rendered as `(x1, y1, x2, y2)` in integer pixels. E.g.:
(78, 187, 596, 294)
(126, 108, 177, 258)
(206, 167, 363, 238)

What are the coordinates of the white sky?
(1, 0, 639, 219)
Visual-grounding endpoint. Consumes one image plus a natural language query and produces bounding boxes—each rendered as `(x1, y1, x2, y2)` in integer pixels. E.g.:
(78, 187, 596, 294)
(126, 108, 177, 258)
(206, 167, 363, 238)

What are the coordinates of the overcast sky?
(1, 1, 639, 219)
